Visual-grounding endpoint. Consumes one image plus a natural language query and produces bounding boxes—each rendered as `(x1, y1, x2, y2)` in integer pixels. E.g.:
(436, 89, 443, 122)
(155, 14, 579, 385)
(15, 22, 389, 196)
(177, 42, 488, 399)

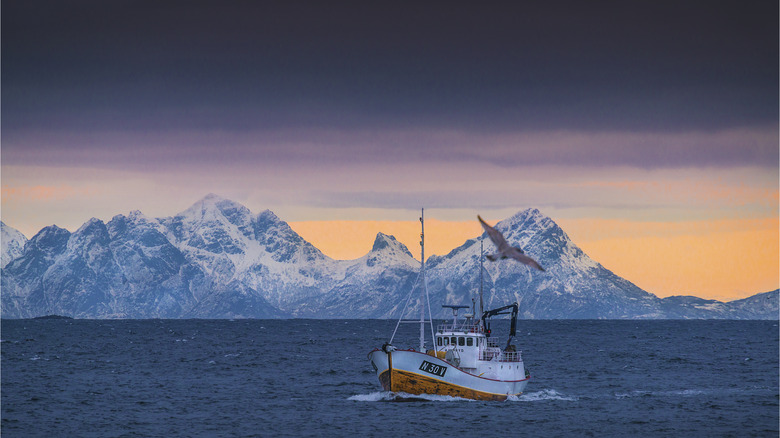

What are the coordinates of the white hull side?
(368, 349, 529, 401)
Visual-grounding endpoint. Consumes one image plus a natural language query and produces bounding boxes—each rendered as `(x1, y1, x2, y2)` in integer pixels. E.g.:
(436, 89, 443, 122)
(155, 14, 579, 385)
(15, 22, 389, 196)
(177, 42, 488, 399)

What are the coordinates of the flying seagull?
(478, 215, 545, 271)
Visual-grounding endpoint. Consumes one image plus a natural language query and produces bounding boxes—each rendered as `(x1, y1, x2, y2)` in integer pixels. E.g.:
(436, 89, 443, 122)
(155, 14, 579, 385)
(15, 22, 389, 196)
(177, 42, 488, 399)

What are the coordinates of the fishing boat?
(367, 209, 530, 401)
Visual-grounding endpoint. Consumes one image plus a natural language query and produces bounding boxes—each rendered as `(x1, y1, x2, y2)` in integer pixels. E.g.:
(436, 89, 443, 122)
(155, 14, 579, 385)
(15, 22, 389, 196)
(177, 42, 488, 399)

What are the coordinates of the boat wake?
(614, 389, 710, 399)
(348, 391, 474, 402)
(510, 389, 579, 402)
(349, 390, 579, 402)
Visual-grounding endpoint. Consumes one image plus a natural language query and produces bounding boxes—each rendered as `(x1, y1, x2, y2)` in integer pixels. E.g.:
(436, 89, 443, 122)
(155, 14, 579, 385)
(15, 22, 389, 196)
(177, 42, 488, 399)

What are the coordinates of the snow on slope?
(1, 221, 27, 268)
(314, 233, 421, 318)
(1, 196, 775, 319)
(425, 209, 662, 319)
(0, 194, 423, 318)
(1, 225, 71, 317)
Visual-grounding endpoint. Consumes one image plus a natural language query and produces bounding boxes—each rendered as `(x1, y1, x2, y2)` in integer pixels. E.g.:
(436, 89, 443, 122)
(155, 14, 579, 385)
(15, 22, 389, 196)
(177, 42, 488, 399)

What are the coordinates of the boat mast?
(419, 209, 425, 352)
(388, 208, 436, 351)
(479, 237, 485, 327)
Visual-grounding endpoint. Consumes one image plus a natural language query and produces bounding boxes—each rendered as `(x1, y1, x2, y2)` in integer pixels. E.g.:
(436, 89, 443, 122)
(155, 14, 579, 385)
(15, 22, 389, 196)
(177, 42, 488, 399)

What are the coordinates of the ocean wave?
(615, 389, 708, 399)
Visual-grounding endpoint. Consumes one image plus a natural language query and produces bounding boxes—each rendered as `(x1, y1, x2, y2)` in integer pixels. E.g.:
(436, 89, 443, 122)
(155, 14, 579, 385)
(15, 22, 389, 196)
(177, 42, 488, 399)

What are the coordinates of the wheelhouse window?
(451, 336, 457, 345)
(437, 337, 442, 346)
(458, 337, 465, 346)
(466, 338, 473, 347)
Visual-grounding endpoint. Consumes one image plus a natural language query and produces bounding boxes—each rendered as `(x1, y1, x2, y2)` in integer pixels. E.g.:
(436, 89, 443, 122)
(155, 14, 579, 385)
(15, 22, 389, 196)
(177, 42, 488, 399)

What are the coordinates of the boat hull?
(368, 349, 528, 401)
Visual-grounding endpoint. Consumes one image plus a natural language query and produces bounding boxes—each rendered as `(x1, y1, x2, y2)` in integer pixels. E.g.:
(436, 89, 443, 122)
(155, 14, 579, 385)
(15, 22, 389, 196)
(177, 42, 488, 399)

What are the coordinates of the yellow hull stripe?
(384, 369, 523, 401)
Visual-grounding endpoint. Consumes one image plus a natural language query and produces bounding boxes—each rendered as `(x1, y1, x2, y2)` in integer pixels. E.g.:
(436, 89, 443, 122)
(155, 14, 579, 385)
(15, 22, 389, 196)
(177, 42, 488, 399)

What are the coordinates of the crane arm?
(481, 302, 519, 345)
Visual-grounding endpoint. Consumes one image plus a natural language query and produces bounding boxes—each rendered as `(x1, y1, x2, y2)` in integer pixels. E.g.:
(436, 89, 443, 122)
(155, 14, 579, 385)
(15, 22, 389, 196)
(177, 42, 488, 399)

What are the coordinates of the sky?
(2, 1, 778, 301)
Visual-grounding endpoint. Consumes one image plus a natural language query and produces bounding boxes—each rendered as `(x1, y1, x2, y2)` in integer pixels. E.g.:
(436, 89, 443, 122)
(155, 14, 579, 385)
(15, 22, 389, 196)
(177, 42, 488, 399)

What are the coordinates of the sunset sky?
(2, 1, 777, 301)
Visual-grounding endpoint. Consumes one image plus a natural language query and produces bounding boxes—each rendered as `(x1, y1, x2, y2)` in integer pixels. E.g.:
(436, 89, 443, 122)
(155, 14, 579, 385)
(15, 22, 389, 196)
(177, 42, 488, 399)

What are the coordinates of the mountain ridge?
(1, 196, 777, 319)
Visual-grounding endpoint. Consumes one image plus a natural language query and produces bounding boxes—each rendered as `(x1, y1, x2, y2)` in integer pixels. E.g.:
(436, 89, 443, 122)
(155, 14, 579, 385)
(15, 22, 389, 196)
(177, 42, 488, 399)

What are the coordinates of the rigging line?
(389, 268, 422, 345)
(424, 273, 436, 352)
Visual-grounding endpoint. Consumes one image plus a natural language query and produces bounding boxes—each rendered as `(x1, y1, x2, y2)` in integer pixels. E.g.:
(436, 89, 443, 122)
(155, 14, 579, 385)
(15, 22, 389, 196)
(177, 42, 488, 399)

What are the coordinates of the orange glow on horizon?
(289, 218, 779, 301)
(289, 219, 482, 261)
(558, 218, 779, 302)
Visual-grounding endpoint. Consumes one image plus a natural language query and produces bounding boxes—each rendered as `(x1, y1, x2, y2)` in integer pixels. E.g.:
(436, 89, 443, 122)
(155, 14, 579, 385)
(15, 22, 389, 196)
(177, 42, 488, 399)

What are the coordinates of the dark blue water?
(2, 319, 777, 437)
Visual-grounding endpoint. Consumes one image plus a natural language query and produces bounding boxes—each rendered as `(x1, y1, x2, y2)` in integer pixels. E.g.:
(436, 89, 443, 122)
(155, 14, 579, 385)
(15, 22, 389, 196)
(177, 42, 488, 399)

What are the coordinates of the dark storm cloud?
(4, 125, 776, 171)
(3, 0, 778, 167)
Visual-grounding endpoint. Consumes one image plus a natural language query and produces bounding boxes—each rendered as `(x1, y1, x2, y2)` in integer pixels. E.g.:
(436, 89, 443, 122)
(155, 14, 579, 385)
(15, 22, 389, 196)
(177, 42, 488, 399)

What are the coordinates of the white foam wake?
(348, 391, 474, 402)
(347, 391, 394, 402)
(512, 389, 578, 402)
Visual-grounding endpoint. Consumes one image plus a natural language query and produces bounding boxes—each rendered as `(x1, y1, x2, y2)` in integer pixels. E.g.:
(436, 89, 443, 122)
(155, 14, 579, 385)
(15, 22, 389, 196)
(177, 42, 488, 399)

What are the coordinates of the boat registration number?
(419, 360, 447, 377)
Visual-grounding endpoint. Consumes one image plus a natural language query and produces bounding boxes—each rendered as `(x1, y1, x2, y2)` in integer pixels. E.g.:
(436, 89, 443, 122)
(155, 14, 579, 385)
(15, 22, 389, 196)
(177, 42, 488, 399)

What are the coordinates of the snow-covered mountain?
(0, 195, 421, 318)
(424, 209, 663, 319)
(657, 290, 779, 320)
(158, 194, 332, 314)
(1, 195, 776, 319)
(1, 197, 286, 318)
(1, 221, 27, 268)
(314, 232, 421, 318)
(725, 290, 778, 318)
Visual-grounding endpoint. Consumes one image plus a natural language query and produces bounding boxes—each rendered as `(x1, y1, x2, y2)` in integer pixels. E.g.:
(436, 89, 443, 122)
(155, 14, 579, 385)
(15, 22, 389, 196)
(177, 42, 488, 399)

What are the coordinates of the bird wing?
(510, 250, 546, 271)
(478, 215, 510, 252)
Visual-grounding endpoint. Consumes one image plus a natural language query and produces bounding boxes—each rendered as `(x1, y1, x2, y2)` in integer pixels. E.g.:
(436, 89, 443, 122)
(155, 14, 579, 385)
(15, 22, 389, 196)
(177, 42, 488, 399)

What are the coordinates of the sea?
(1, 319, 777, 437)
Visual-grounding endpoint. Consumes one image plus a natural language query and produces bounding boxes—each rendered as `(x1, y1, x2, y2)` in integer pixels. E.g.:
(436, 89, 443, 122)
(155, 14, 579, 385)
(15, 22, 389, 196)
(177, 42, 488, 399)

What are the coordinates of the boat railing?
(437, 323, 483, 334)
(480, 350, 498, 361)
(479, 349, 522, 362)
(486, 337, 500, 347)
(499, 351, 521, 362)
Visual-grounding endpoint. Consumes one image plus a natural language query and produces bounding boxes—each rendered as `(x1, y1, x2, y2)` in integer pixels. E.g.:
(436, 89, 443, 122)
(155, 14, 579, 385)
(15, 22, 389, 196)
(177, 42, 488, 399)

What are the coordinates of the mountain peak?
(179, 194, 252, 225)
(502, 207, 546, 225)
(1, 222, 28, 268)
(76, 217, 106, 232)
(70, 218, 110, 249)
(188, 193, 237, 210)
(31, 225, 70, 241)
(493, 208, 558, 241)
(127, 210, 146, 220)
(201, 192, 226, 202)
(371, 232, 394, 251)
(25, 225, 71, 258)
(1, 221, 26, 240)
(371, 232, 414, 257)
